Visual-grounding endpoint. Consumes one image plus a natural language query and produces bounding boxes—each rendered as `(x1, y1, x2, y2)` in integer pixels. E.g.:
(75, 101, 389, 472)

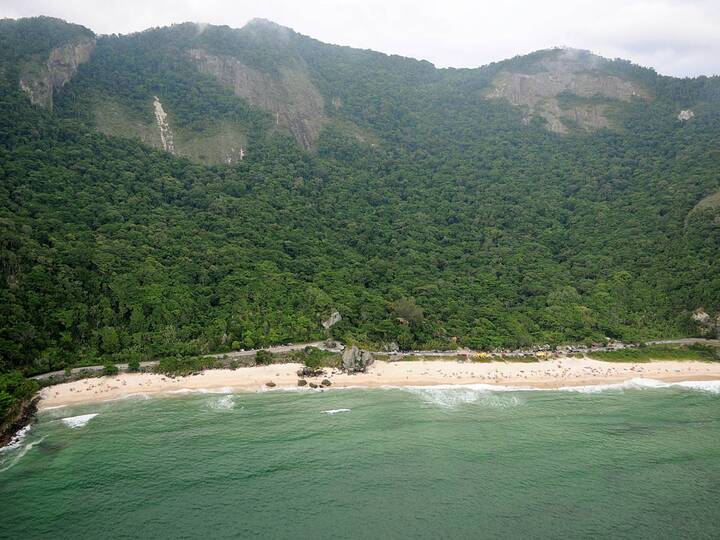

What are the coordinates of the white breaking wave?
(559, 378, 720, 394)
(167, 387, 234, 395)
(322, 408, 351, 415)
(406, 386, 524, 409)
(61, 413, 98, 428)
(209, 395, 235, 410)
(0, 425, 32, 453)
(401, 378, 720, 406)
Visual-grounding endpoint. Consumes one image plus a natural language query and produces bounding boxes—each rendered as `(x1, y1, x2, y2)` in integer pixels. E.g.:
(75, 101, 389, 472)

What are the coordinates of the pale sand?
(36, 358, 720, 410)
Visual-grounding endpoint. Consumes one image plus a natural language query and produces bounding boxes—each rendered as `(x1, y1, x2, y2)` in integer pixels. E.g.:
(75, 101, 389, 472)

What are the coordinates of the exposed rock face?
(152, 96, 176, 154)
(153, 96, 176, 154)
(486, 49, 649, 134)
(322, 310, 342, 329)
(686, 190, 720, 229)
(341, 345, 374, 373)
(20, 37, 95, 109)
(187, 48, 326, 149)
(678, 109, 695, 121)
(692, 309, 720, 338)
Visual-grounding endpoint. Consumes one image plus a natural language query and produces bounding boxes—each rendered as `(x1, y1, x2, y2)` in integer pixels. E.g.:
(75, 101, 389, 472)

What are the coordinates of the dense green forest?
(1, 15, 719, 411)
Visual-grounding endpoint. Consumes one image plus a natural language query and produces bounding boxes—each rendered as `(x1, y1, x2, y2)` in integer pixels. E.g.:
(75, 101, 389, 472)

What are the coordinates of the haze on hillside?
(2, 0, 720, 78)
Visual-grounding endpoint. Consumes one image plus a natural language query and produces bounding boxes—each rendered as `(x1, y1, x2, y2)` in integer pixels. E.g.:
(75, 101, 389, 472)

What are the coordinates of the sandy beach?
(37, 358, 720, 409)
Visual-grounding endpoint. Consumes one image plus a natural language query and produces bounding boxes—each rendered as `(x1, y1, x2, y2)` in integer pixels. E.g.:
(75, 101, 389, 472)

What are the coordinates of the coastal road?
(30, 338, 717, 381)
(30, 341, 342, 381)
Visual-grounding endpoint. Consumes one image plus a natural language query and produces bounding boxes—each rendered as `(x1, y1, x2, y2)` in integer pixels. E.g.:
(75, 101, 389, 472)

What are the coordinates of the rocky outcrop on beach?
(297, 366, 324, 377)
(342, 345, 374, 373)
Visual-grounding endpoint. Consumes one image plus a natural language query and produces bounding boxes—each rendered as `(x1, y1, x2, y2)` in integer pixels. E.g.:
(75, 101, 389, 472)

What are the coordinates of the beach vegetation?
(127, 358, 141, 372)
(588, 345, 719, 362)
(155, 356, 219, 376)
(102, 363, 119, 376)
(291, 347, 340, 369)
(255, 350, 274, 365)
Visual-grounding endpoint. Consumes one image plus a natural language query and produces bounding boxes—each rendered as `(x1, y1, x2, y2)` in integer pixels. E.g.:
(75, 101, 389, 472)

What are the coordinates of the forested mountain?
(1, 16, 720, 378)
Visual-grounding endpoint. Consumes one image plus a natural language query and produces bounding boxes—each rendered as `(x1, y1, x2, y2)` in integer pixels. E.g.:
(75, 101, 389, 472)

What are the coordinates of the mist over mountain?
(1, 16, 719, 375)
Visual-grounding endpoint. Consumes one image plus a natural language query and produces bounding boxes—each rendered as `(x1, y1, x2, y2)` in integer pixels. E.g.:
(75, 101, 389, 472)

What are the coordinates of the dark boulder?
(297, 379, 308, 387)
(341, 345, 374, 373)
(321, 379, 332, 387)
(297, 366, 324, 377)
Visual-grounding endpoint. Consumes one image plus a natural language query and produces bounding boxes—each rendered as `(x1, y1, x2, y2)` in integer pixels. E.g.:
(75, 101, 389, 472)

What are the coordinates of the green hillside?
(1, 15, 719, 399)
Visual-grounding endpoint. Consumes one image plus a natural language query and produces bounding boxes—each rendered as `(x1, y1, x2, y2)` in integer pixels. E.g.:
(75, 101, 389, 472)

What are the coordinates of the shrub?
(255, 350, 274, 365)
(102, 363, 119, 376)
(155, 356, 218, 376)
(127, 358, 141, 372)
(291, 347, 340, 369)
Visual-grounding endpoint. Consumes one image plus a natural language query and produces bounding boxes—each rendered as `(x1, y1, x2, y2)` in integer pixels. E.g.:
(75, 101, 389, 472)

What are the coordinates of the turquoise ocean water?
(2, 381, 720, 539)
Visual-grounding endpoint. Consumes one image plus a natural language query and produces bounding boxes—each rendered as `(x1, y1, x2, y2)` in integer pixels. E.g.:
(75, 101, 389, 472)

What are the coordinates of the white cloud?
(1, 0, 718, 76)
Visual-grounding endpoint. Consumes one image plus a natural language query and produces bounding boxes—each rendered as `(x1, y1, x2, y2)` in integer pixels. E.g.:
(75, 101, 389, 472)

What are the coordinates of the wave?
(405, 386, 524, 409)
(0, 425, 32, 453)
(208, 395, 235, 410)
(166, 386, 234, 395)
(401, 378, 720, 406)
(558, 378, 720, 394)
(61, 413, 98, 428)
(0, 436, 47, 473)
(322, 408, 351, 415)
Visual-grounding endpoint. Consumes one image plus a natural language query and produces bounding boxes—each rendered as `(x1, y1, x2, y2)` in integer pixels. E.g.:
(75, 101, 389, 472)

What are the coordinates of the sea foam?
(400, 378, 720, 406)
(322, 408, 351, 415)
(0, 425, 32, 453)
(0, 436, 47, 473)
(61, 413, 98, 428)
(167, 387, 234, 395)
(209, 395, 235, 410)
(405, 386, 524, 409)
(558, 378, 720, 394)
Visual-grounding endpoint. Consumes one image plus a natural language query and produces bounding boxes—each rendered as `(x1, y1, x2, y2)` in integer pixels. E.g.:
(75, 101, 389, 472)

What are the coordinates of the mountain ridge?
(0, 15, 718, 383)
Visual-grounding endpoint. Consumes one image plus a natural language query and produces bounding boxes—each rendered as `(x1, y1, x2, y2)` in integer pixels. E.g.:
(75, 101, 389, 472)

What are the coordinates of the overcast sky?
(2, 0, 719, 77)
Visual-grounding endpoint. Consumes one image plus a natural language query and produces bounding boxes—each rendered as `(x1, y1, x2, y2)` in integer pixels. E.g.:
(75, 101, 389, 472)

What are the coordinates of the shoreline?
(37, 358, 720, 410)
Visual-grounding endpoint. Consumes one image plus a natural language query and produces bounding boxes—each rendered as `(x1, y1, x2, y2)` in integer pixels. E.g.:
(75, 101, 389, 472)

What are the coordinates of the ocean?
(2, 382, 720, 538)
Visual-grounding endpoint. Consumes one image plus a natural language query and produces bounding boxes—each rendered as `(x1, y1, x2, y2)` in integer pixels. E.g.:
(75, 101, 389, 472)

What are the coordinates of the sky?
(2, 0, 719, 77)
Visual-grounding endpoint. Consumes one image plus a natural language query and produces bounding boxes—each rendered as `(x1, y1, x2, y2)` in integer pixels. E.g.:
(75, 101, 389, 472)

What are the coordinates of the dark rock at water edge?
(321, 379, 332, 387)
(297, 379, 308, 386)
(265, 381, 276, 387)
(0, 397, 39, 449)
